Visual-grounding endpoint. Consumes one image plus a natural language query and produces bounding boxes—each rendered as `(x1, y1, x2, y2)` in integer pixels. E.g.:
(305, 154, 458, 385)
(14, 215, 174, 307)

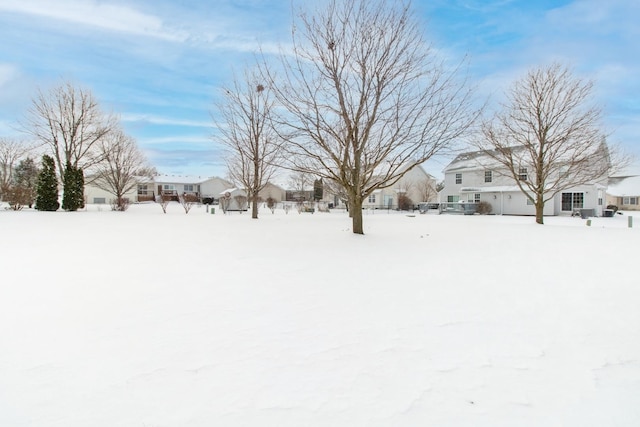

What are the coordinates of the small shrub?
(476, 201, 493, 214)
(606, 204, 618, 213)
(397, 194, 413, 211)
(266, 197, 276, 214)
(111, 197, 130, 211)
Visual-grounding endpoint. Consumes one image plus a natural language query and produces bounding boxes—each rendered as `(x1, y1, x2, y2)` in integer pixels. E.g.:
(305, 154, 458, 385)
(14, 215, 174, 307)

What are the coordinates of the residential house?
(363, 164, 437, 210)
(440, 148, 608, 216)
(606, 175, 640, 211)
(257, 182, 286, 203)
(84, 182, 138, 205)
(153, 175, 233, 203)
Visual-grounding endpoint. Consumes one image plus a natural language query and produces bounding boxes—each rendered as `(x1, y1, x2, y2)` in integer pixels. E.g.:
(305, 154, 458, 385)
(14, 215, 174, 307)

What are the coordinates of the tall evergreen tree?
(313, 178, 323, 201)
(35, 155, 60, 211)
(62, 162, 84, 211)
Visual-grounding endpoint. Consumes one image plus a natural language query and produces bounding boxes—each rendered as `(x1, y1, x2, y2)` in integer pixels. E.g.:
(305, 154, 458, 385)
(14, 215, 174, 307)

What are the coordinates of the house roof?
(607, 175, 640, 197)
(443, 148, 519, 173)
(153, 175, 216, 185)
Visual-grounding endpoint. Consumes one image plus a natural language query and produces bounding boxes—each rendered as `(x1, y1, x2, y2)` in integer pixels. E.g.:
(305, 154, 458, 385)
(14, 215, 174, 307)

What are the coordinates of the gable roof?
(607, 175, 640, 197)
(153, 175, 219, 185)
(443, 147, 525, 173)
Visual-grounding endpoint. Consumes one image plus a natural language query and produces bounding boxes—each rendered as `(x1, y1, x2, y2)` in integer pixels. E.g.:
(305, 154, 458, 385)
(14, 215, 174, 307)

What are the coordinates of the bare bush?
(110, 197, 130, 211)
(476, 201, 493, 215)
(397, 194, 414, 211)
(158, 193, 171, 214)
(179, 193, 199, 214)
(266, 196, 276, 214)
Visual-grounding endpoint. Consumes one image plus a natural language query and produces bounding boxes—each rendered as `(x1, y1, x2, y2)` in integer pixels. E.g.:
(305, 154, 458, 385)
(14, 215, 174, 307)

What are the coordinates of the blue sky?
(1, 0, 638, 179)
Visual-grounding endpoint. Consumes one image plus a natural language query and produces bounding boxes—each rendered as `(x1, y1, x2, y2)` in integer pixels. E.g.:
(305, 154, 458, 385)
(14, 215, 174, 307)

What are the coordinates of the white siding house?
(153, 175, 233, 203)
(440, 149, 608, 216)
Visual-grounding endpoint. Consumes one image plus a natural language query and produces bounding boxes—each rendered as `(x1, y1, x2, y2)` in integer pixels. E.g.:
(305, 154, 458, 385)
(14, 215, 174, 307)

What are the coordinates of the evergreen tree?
(62, 162, 85, 211)
(35, 155, 60, 211)
(313, 178, 323, 201)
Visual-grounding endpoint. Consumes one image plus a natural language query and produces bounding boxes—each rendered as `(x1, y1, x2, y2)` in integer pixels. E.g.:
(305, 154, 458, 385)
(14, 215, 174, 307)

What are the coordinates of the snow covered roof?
(607, 175, 640, 196)
(443, 148, 520, 173)
(154, 175, 215, 185)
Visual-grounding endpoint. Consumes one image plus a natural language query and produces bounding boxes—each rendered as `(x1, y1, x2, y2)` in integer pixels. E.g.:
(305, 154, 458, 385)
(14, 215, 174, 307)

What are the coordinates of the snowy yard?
(1, 203, 639, 426)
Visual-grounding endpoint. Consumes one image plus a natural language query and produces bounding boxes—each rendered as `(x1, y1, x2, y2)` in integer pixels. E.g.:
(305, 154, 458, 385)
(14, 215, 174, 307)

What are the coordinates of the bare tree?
(288, 171, 313, 202)
(23, 81, 117, 182)
(158, 193, 171, 214)
(416, 178, 437, 203)
(263, 0, 477, 234)
(178, 193, 199, 214)
(216, 69, 282, 219)
(0, 138, 32, 200)
(477, 63, 618, 224)
(92, 129, 150, 211)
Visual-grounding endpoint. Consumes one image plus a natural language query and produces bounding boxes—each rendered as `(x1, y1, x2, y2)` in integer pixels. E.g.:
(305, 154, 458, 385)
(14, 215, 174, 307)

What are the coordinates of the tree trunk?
(351, 197, 364, 234)
(251, 194, 259, 219)
(535, 200, 544, 225)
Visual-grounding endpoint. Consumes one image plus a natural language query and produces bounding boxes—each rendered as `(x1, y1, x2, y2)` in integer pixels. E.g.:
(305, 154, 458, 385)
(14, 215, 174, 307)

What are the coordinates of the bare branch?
(22, 81, 118, 182)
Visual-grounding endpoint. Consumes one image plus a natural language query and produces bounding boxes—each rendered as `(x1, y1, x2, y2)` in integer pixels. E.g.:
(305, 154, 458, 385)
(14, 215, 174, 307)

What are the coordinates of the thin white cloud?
(0, 63, 18, 87)
(139, 136, 212, 146)
(121, 113, 211, 128)
(0, 0, 187, 41)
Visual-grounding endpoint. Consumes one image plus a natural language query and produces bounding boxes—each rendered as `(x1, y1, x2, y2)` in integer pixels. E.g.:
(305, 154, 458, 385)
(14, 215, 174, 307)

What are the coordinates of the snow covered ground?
(1, 203, 639, 426)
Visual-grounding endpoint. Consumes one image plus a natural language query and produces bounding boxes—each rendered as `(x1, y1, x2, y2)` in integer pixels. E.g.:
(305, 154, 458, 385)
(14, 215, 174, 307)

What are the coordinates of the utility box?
(580, 208, 595, 219)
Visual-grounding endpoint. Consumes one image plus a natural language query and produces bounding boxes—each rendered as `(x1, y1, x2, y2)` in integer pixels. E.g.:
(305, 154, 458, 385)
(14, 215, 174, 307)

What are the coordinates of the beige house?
(606, 175, 640, 211)
(84, 182, 138, 205)
(363, 164, 437, 210)
(257, 182, 286, 203)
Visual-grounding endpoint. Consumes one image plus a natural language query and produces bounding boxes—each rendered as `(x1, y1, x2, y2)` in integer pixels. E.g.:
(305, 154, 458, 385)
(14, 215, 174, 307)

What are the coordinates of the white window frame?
(518, 167, 528, 181)
(484, 170, 492, 183)
(455, 173, 462, 185)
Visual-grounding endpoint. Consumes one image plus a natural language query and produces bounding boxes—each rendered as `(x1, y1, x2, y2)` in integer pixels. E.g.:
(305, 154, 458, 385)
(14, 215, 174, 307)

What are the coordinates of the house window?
(562, 192, 584, 211)
(447, 195, 459, 203)
(518, 167, 528, 181)
(527, 198, 534, 205)
(455, 173, 462, 184)
(368, 194, 376, 203)
(468, 193, 480, 203)
(137, 184, 148, 195)
(623, 196, 638, 205)
(598, 190, 603, 206)
(484, 170, 492, 183)
(184, 184, 194, 192)
(93, 197, 106, 204)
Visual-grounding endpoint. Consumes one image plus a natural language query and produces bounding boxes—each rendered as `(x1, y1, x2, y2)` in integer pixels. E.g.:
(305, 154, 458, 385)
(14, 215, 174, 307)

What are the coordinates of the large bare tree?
(477, 63, 615, 224)
(217, 70, 282, 219)
(92, 129, 151, 211)
(0, 138, 33, 200)
(23, 81, 117, 182)
(264, 0, 477, 234)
